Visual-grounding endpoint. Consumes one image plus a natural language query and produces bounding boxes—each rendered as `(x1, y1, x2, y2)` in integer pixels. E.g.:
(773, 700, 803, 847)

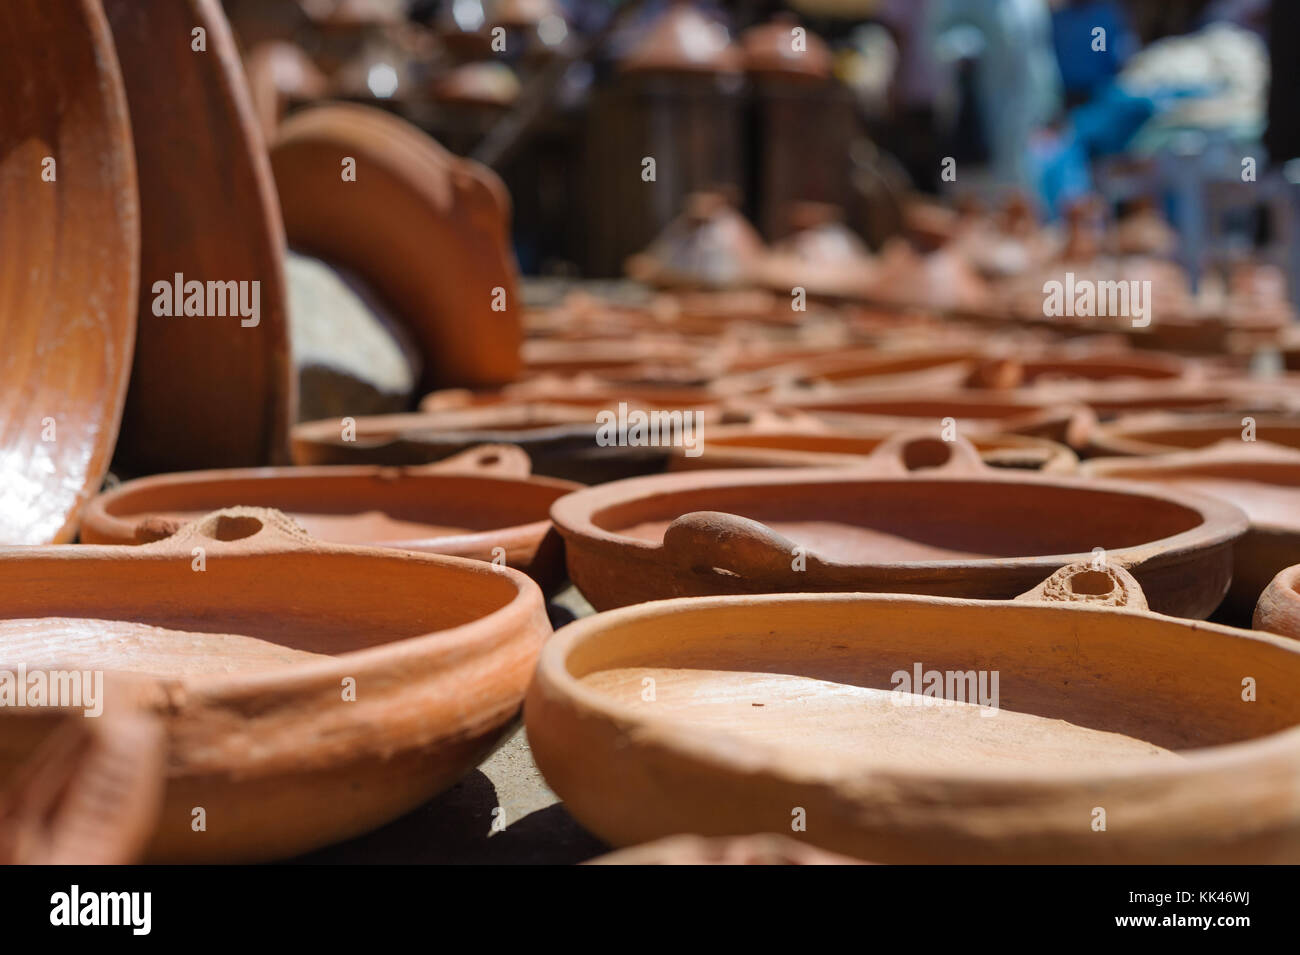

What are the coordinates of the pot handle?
(1014, 561, 1148, 610)
(417, 444, 532, 478)
(663, 511, 815, 581)
(139, 507, 317, 555)
(859, 430, 989, 476)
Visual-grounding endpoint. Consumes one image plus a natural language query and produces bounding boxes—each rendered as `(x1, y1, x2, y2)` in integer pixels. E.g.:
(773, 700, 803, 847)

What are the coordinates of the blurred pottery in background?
(270, 103, 522, 391)
(0, 0, 138, 543)
(1254, 563, 1300, 639)
(528, 562, 1300, 863)
(82, 446, 575, 592)
(0, 508, 549, 862)
(243, 40, 329, 140)
(626, 191, 766, 290)
(106, 0, 295, 473)
(552, 434, 1246, 617)
(1087, 412, 1300, 457)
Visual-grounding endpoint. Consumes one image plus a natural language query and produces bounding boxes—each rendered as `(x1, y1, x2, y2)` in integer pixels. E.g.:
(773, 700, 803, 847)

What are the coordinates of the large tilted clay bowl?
(105, 0, 294, 472)
(0, 508, 550, 862)
(527, 562, 1300, 863)
(1255, 564, 1300, 638)
(81, 447, 577, 592)
(270, 103, 522, 391)
(551, 436, 1246, 617)
(1, 701, 164, 864)
(0, 0, 138, 543)
(1085, 441, 1300, 624)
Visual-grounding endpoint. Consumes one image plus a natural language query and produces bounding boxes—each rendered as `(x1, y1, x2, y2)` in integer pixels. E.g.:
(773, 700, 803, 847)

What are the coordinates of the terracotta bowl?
(1084, 441, 1300, 624)
(0, 700, 163, 864)
(1254, 564, 1300, 638)
(106, 0, 295, 472)
(527, 562, 1300, 863)
(668, 426, 1077, 474)
(0, 0, 138, 542)
(0, 508, 550, 862)
(270, 103, 522, 392)
(1087, 412, 1300, 457)
(292, 405, 682, 483)
(761, 389, 1094, 448)
(587, 834, 865, 865)
(967, 351, 1191, 390)
(551, 434, 1247, 617)
(80, 446, 576, 592)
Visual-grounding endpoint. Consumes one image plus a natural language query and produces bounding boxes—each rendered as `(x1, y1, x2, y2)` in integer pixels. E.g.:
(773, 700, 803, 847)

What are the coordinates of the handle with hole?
(662, 511, 822, 581)
(859, 430, 990, 476)
(418, 444, 532, 478)
(140, 507, 316, 555)
(1015, 561, 1148, 610)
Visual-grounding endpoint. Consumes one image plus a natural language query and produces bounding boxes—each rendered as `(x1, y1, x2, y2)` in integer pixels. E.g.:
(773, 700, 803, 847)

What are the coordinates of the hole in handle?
(197, 514, 264, 542)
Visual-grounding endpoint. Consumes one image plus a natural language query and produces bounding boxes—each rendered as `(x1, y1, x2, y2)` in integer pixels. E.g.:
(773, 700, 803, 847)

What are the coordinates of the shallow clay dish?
(1087, 412, 1300, 458)
(291, 405, 674, 482)
(0, 0, 138, 543)
(551, 434, 1246, 617)
(270, 103, 522, 391)
(587, 834, 864, 865)
(0, 701, 163, 865)
(106, 0, 294, 472)
(1085, 441, 1300, 623)
(0, 508, 549, 862)
(669, 426, 1077, 473)
(81, 446, 576, 592)
(527, 562, 1300, 863)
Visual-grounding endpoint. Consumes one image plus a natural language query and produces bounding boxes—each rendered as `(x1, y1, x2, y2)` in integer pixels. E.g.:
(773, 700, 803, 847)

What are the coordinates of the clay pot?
(0, 701, 164, 865)
(80, 446, 575, 592)
(431, 61, 521, 108)
(243, 41, 330, 140)
(1254, 564, 1300, 638)
(760, 389, 1095, 447)
(550, 433, 1246, 617)
(1087, 412, 1300, 457)
(0, 507, 549, 862)
(967, 350, 1190, 391)
(669, 426, 1077, 474)
(1084, 441, 1300, 624)
(106, 0, 295, 472)
(587, 834, 864, 865)
(741, 16, 832, 82)
(0, 0, 138, 543)
(618, 1, 743, 76)
(528, 561, 1300, 862)
(626, 192, 767, 291)
(270, 103, 522, 391)
(291, 405, 672, 482)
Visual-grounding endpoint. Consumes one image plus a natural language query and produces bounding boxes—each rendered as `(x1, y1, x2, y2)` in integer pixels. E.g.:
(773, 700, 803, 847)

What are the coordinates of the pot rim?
(549, 465, 1249, 571)
(532, 588, 1300, 789)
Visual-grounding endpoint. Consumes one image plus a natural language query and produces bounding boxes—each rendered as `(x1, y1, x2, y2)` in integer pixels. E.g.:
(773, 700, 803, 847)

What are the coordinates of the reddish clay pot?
(1084, 441, 1300, 624)
(588, 834, 865, 865)
(0, 508, 550, 862)
(618, 1, 743, 76)
(291, 405, 677, 482)
(243, 41, 329, 141)
(757, 389, 1095, 447)
(966, 350, 1191, 390)
(527, 561, 1300, 862)
(625, 192, 766, 291)
(0, 0, 138, 543)
(742, 16, 832, 82)
(668, 425, 1077, 473)
(1087, 412, 1300, 458)
(0, 701, 163, 865)
(270, 103, 522, 391)
(81, 446, 575, 592)
(106, 0, 295, 472)
(1254, 564, 1300, 638)
(550, 434, 1246, 617)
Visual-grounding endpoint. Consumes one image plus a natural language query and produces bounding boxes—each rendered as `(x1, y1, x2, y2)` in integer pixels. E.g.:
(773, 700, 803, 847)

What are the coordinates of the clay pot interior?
(1090, 414, 1300, 457)
(528, 565, 1300, 862)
